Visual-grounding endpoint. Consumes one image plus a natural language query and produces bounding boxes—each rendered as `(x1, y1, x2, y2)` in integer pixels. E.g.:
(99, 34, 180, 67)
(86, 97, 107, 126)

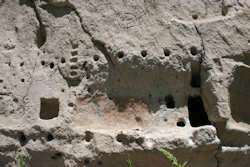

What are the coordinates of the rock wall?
(0, 0, 250, 167)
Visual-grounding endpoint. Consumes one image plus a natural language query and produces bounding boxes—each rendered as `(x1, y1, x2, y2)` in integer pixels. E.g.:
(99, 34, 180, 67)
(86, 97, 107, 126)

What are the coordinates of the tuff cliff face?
(0, 0, 250, 167)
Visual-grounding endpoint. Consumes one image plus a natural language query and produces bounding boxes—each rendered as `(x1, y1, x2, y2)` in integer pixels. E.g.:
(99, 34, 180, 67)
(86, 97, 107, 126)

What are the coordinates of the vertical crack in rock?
(194, 24, 206, 62)
(73, 8, 115, 67)
(31, 0, 47, 48)
(194, 23, 222, 167)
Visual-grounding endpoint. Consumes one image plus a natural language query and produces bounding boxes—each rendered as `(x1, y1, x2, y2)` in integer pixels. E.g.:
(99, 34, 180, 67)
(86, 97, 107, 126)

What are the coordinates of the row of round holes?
(117, 46, 198, 59)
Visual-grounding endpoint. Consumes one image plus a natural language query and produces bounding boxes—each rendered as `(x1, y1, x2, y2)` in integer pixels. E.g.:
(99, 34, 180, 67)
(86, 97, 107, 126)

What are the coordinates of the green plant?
(127, 154, 133, 167)
(18, 155, 24, 167)
(158, 148, 187, 167)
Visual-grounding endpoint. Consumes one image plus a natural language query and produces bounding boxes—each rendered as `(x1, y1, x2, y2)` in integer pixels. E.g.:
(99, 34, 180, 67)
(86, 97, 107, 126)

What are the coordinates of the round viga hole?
(117, 51, 124, 59)
(20, 62, 24, 67)
(49, 62, 54, 69)
(93, 55, 99, 61)
(41, 60, 45, 66)
(192, 14, 198, 20)
(46, 133, 54, 142)
(177, 119, 186, 127)
(21, 79, 25, 83)
(141, 50, 147, 57)
(190, 46, 198, 56)
(163, 48, 171, 57)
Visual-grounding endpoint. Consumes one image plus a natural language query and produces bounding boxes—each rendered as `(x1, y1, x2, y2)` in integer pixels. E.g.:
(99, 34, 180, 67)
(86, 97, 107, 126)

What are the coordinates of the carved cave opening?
(188, 96, 211, 127)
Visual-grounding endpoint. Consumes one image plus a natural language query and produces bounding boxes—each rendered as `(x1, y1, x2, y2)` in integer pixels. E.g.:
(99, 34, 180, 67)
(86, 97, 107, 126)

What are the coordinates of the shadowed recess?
(40, 98, 59, 120)
(188, 96, 211, 127)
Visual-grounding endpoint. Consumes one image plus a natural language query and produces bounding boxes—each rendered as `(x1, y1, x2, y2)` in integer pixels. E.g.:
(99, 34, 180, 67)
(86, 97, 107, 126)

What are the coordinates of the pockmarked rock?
(0, 0, 250, 167)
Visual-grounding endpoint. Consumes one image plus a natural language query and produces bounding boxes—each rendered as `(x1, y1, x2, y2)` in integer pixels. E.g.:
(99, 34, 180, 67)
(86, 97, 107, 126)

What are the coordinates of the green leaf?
(127, 154, 133, 167)
(19, 155, 24, 167)
(182, 161, 188, 167)
(158, 148, 188, 167)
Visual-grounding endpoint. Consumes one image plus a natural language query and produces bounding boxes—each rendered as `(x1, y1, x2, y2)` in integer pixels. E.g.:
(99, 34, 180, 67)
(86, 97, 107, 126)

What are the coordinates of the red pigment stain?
(77, 96, 149, 127)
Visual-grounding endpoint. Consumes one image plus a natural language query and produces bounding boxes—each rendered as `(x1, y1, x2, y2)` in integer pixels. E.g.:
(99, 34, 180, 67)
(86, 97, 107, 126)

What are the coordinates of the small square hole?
(40, 98, 59, 120)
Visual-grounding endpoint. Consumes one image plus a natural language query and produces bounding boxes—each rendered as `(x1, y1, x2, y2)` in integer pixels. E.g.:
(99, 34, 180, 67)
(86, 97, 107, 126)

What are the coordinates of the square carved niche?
(40, 98, 59, 120)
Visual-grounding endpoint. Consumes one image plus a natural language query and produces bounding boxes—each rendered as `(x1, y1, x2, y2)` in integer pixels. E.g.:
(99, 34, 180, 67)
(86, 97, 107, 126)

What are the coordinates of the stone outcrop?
(0, 0, 250, 167)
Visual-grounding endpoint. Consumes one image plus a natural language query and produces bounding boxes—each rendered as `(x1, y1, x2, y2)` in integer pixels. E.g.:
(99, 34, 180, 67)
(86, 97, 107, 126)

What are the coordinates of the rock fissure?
(73, 8, 115, 67)
(30, 0, 47, 48)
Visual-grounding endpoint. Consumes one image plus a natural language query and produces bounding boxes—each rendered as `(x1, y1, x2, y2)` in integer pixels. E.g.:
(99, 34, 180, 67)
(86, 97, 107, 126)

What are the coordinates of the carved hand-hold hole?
(61, 88, 65, 93)
(13, 98, 18, 103)
(163, 48, 171, 57)
(141, 50, 147, 57)
(177, 119, 186, 127)
(164, 118, 168, 122)
(165, 95, 175, 108)
(21, 79, 25, 83)
(117, 51, 124, 59)
(70, 65, 78, 70)
(0, 79, 3, 83)
(46, 133, 54, 142)
(49, 62, 54, 69)
(70, 71, 78, 77)
(71, 50, 78, 56)
(61, 57, 66, 64)
(190, 46, 198, 55)
(40, 98, 59, 120)
(20, 62, 24, 67)
(188, 96, 211, 127)
(94, 55, 100, 61)
(68, 102, 74, 107)
(41, 61, 45, 66)
(72, 43, 78, 49)
(192, 14, 198, 20)
(70, 57, 78, 63)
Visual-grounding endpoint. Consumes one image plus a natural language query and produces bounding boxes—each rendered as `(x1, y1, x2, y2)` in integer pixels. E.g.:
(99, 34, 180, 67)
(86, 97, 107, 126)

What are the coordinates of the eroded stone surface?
(0, 0, 250, 167)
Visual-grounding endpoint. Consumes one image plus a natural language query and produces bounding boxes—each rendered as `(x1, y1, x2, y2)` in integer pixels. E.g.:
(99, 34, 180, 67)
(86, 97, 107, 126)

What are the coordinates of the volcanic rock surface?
(0, 0, 250, 167)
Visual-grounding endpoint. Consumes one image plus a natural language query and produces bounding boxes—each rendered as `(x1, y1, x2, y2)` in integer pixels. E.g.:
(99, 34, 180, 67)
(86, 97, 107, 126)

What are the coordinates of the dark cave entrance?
(188, 96, 211, 127)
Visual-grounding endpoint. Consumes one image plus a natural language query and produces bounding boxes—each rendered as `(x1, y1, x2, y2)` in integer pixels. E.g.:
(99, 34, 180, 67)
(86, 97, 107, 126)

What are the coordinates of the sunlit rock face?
(0, 0, 250, 167)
